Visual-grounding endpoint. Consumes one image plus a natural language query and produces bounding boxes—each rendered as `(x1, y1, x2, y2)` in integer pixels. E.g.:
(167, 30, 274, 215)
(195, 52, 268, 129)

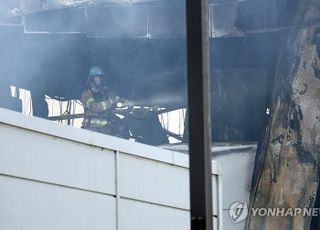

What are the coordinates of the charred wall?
(247, 0, 320, 229)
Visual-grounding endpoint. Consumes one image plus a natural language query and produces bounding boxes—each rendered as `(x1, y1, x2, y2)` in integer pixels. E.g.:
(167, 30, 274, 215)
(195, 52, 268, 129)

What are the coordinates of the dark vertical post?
(186, 0, 212, 230)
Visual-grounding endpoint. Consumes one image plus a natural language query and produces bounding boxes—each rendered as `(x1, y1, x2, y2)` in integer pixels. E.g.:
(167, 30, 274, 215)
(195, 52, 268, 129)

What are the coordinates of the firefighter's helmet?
(89, 65, 104, 79)
(88, 66, 106, 92)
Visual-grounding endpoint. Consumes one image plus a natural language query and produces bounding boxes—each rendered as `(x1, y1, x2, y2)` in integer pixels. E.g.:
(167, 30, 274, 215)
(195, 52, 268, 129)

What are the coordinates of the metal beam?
(186, 0, 213, 229)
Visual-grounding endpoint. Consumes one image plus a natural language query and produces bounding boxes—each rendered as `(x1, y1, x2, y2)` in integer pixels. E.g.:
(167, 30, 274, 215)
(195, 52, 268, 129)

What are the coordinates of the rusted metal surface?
(247, 1, 320, 229)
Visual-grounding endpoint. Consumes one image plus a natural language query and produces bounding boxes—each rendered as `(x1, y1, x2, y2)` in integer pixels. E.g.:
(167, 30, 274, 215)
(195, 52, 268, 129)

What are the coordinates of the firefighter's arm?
(116, 98, 134, 107)
(81, 90, 114, 112)
(108, 91, 134, 107)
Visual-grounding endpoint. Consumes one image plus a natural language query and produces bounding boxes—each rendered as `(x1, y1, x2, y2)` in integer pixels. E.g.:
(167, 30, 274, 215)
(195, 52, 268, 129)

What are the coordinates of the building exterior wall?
(0, 108, 222, 230)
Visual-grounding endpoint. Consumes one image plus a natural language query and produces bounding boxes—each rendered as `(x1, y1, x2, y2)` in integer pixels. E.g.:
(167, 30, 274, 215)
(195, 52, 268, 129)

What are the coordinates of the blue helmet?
(89, 65, 104, 78)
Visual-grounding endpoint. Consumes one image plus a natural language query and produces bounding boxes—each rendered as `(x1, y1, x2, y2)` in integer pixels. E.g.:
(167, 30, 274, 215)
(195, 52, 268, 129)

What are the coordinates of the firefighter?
(81, 65, 131, 137)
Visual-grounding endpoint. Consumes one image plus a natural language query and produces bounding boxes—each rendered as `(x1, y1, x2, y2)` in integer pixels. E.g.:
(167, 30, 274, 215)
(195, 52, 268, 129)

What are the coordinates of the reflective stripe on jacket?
(83, 117, 109, 127)
(81, 89, 113, 113)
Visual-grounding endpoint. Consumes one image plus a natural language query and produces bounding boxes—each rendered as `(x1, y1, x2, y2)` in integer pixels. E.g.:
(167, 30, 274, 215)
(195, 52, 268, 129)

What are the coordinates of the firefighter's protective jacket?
(81, 88, 118, 128)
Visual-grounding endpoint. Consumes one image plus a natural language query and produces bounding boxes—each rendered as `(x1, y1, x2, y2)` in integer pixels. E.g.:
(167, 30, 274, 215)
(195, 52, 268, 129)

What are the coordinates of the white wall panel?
(0, 175, 116, 230)
(119, 198, 189, 230)
(214, 149, 255, 210)
(0, 124, 116, 195)
(222, 210, 245, 230)
(0, 109, 223, 230)
(119, 153, 189, 210)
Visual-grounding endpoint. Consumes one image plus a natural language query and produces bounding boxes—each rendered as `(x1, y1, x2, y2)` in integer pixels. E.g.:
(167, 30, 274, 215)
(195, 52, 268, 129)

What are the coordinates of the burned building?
(0, 0, 320, 229)
(0, 0, 280, 144)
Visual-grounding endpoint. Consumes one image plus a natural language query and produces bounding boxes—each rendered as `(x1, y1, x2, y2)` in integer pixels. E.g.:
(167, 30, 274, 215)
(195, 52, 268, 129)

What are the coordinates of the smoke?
(0, 1, 188, 111)
(0, 0, 279, 144)
(0, 1, 19, 17)
(133, 92, 187, 108)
